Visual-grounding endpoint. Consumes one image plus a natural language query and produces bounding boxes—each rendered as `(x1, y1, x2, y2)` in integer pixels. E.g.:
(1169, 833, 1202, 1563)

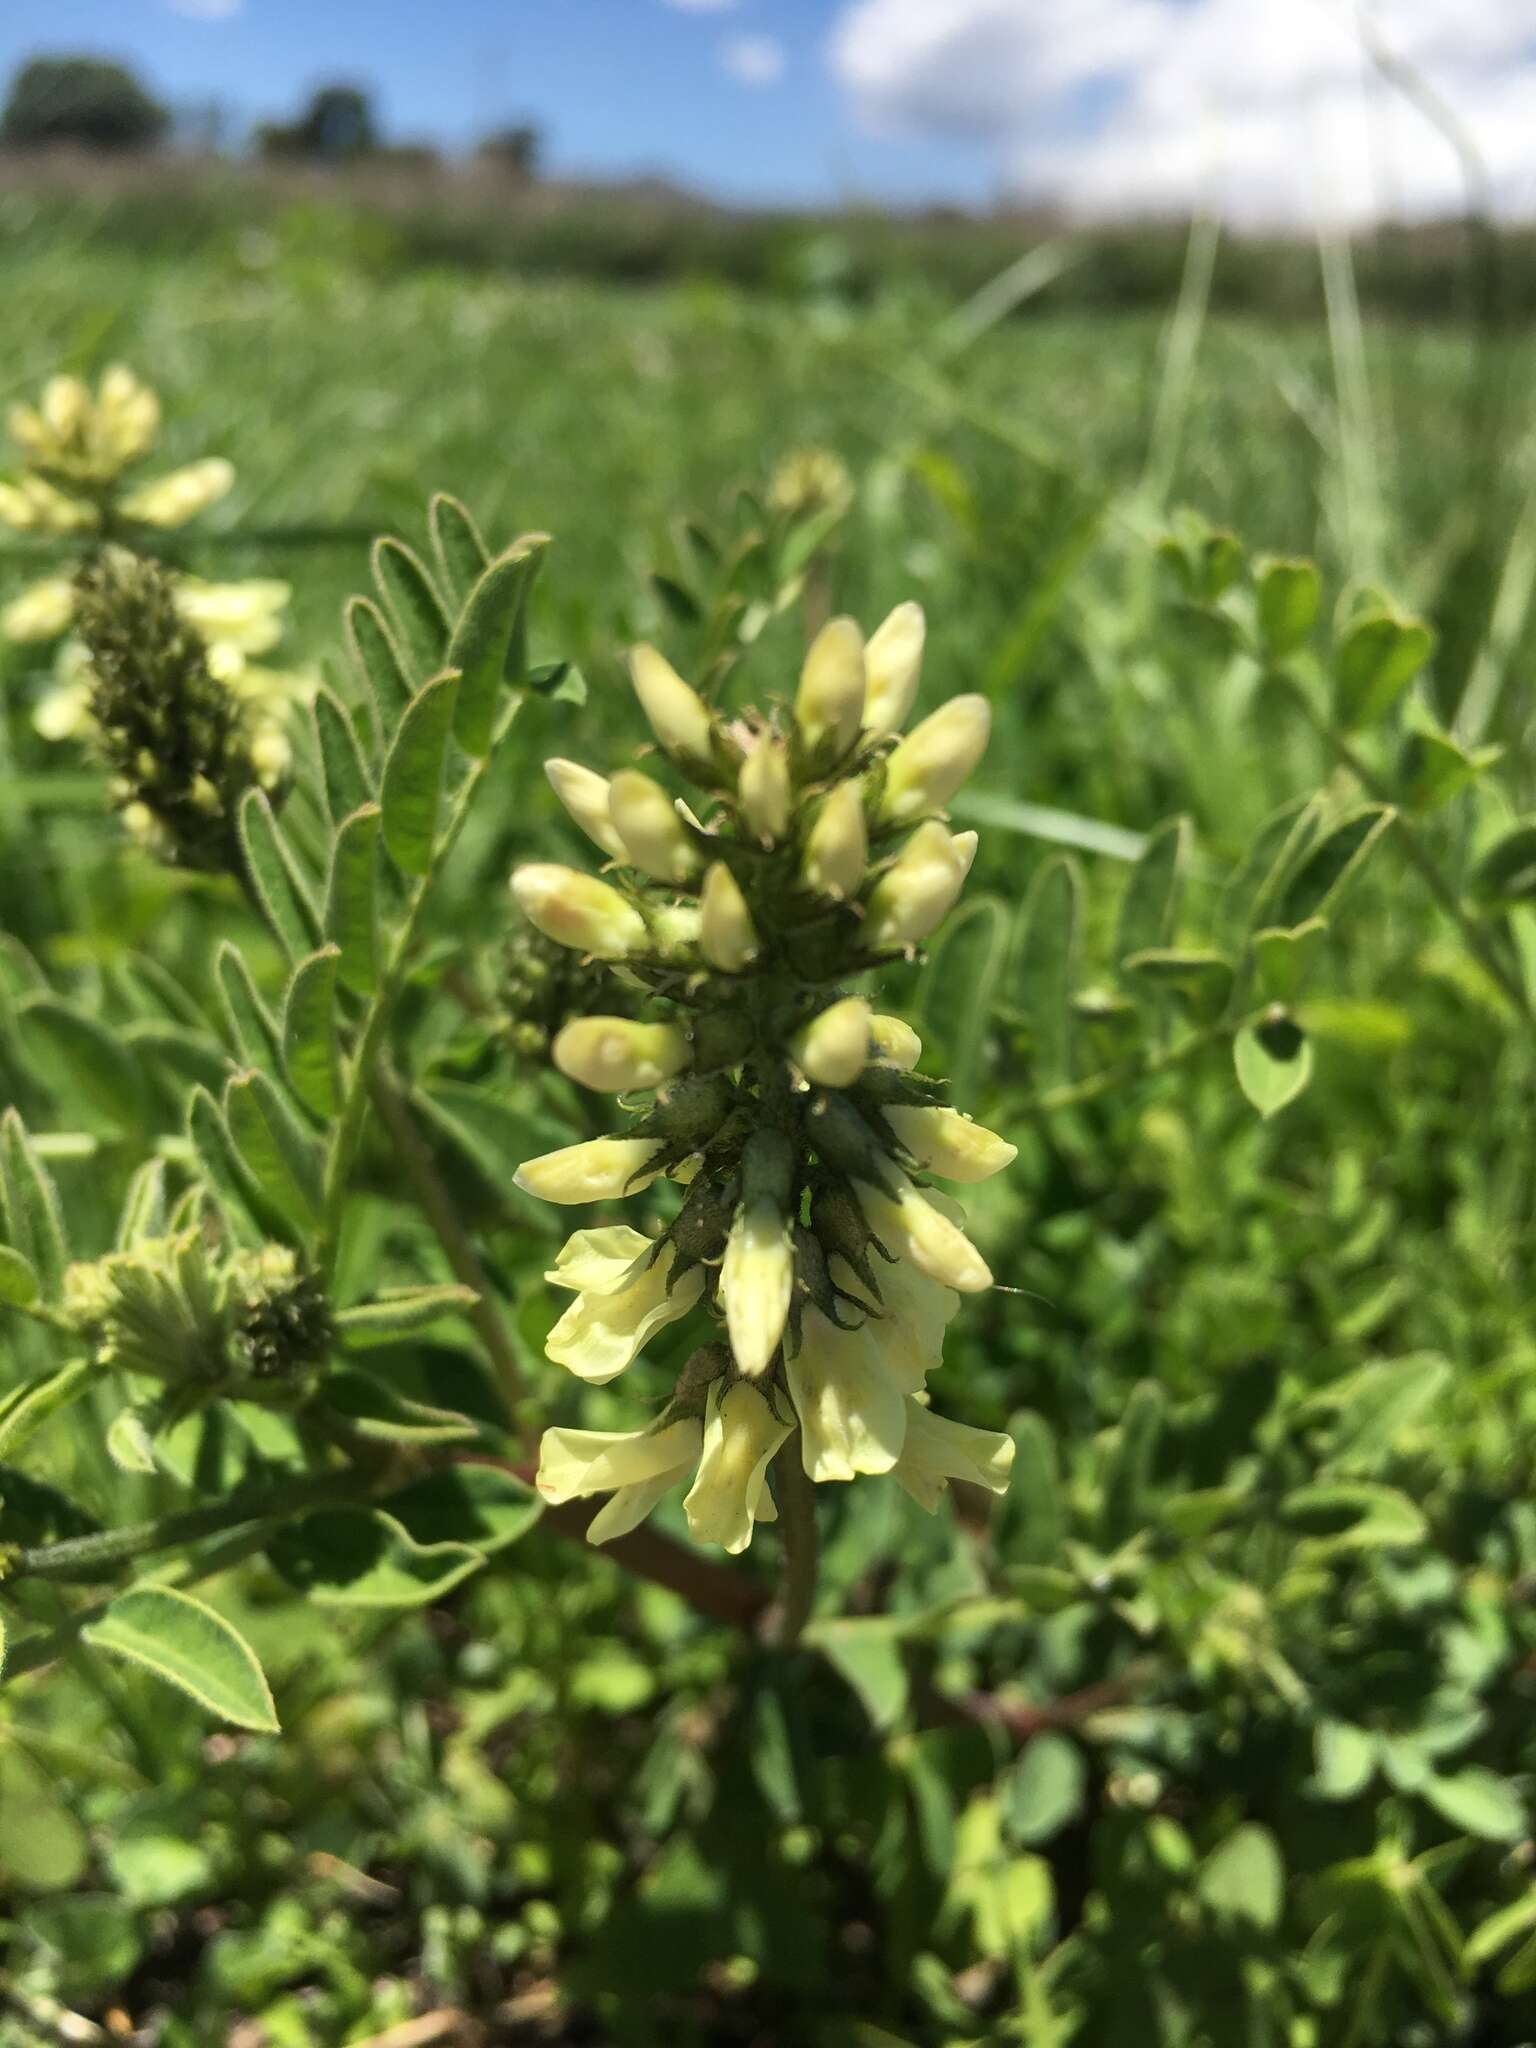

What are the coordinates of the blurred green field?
(4, 200, 1536, 2046)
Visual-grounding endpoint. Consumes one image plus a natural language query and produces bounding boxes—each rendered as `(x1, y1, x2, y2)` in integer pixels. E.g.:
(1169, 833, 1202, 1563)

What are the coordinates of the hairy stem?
(6, 1466, 367, 1584)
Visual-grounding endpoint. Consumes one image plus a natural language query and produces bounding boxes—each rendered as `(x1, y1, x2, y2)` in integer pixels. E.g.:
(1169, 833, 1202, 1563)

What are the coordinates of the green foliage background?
(2, 191, 1536, 2045)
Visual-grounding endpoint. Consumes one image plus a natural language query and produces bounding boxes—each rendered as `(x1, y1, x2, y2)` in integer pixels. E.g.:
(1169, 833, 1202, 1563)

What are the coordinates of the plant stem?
(6, 1466, 365, 1583)
(370, 1074, 526, 1411)
(770, 1435, 819, 1649)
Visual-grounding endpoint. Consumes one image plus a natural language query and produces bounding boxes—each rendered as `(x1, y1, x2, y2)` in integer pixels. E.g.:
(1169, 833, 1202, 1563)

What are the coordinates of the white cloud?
(829, 0, 1536, 224)
(722, 34, 787, 86)
(163, 0, 245, 18)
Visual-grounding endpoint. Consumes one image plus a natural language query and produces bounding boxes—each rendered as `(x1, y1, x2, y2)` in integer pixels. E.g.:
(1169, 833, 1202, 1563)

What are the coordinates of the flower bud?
(609, 769, 700, 883)
(515, 1136, 663, 1204)
(869, 1014, 922, 1071)
(951, 829, 979, 876)
(511, 863, 647, 960)
(629, 644, 715, 769)
(42, 375, 89, 444)
(862, 822, 966, 951)
(858, 1175, 992, 1292)
(738, 733, 792, 843)
(0, 482, 36, 530)
(884, 1105, 1017, 1182)
(863, 601, 926, 732)
(683, 1379, 791, 1555)
(120, 457, 235, 529)
(553, 1016, 691, 1094)
(792, 995, 870, 1089)
(795, 617, 866, 760)
(700, 861, 759, 972)
(544, 758, 626, 859)
(2, 577, 75, 643)
(879, 694, 991, 825)
(98, 364, 160, 462)
(721, 1191, 794, 1377)
(802, 780, 868, 900)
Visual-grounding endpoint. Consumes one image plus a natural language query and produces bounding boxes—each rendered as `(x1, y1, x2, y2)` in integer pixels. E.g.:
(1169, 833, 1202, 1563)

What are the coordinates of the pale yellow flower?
(683, 1380, 791, 1555)
(544, 1226, 704, 1383)
(890, 1397, 1015, 1511)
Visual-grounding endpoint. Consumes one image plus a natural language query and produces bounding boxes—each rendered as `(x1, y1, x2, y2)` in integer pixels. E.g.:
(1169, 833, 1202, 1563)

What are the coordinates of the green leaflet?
(381, 669, 461, 876)
(447, 533, 548, 756)
(345, 593, 413, 721)
(237, 788, 321, 962)
(0, 1108, 69, 1299)
(223, 1069, 323, 1232)
(325, 802, 384, 995)
(311, 685, 375, 823)
(281, 946, 341, 1119)
(82, 1584, 279, 1734)
(1116, 815, 1188, 971)
(1013, 855, 1082, 1090)
(372, 535, 450, 684)
(215, 941, 283, 1072)
(428, 489, 491, 602)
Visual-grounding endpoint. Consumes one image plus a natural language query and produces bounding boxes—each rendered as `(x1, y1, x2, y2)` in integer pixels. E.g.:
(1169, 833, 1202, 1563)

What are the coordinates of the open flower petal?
(787, 1309, 908, 1481)
(890, 1398, 1016, 1512)
(684, 1380, 791, 1555)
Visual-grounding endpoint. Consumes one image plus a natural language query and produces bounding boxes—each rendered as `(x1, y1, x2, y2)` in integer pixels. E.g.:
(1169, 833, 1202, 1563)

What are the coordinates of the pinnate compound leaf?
(82, 1584, 279, 1733)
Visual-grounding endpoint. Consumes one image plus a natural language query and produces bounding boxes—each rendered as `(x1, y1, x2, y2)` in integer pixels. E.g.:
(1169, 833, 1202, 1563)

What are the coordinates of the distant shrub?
(0, 55, 168, 153)
(477, 122, 542, 181)
(257, 83, 380, 163)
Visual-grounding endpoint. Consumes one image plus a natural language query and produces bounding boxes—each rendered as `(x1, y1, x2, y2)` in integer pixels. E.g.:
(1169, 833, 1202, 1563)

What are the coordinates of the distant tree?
(257, 84, 380, 163)
(477, 122, 541, 181)
(0, 55, 169, 152)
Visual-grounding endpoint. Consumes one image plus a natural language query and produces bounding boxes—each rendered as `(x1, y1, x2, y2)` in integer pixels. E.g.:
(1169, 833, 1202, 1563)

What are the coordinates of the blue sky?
(0, 0, 1001, 208)
(4, 1, 1529, 223)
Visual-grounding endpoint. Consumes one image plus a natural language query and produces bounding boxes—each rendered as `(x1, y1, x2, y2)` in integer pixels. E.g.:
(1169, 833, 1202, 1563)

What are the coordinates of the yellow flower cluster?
(511, 604, 1016, 1553)
(0, 368, 313, 791)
